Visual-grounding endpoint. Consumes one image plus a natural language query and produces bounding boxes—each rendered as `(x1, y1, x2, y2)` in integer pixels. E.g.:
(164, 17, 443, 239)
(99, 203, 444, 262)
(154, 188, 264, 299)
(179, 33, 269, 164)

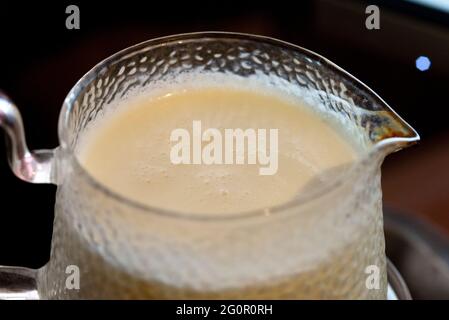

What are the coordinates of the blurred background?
(1, 0, 448, 299)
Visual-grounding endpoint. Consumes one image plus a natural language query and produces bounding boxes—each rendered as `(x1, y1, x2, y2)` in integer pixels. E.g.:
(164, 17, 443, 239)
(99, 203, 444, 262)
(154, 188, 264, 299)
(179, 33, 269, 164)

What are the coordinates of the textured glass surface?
(43, 33, 413, 299)
(0, 33, 419, 299)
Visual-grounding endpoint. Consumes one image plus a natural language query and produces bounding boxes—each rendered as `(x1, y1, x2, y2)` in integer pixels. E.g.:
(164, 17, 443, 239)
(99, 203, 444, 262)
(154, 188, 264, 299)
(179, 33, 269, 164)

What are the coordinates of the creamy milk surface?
(78, 74, 359, 214)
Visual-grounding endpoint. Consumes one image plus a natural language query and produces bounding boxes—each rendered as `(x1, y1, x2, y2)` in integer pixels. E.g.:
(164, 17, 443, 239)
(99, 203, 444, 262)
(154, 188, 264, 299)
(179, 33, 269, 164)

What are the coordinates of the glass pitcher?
(0, 32, 419, 299)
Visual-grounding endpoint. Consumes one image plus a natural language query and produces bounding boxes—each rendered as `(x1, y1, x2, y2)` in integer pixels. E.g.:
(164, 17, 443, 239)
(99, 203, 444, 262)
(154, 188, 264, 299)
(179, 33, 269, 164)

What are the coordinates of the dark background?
(1, 0, 448, 278)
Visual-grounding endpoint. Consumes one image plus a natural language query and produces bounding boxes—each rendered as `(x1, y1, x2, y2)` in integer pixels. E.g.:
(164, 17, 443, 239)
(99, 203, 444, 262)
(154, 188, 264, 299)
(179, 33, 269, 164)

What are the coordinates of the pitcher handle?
(0, 91, 56, 184)
(0, 267, 39, 300)
(0, 91, 58, 300)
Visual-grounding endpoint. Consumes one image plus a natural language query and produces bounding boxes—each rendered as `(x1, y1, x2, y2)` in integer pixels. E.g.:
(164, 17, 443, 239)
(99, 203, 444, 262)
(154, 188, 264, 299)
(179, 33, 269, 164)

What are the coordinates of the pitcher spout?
(369, 108, 420, 154)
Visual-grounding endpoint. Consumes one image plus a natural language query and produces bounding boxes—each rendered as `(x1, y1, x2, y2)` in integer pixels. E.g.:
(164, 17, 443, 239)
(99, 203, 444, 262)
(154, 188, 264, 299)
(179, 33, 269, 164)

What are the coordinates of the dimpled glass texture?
(35, 33, 418, 299)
